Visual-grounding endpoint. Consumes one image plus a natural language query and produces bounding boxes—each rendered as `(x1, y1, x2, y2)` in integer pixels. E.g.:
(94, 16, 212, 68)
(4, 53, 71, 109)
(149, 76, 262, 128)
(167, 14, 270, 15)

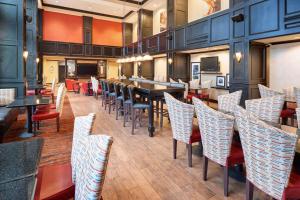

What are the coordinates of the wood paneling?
(233, 9, 245, 38)
(211, 13, 230, 42)
(0, 0, 24, 96)
(123, 22, 133, 46)
(174, 27, 185, 50)
(138, 61, 154, 79)
(249, 0, 279, 35)
(138, 9, 153, 39)
(83, 16, 92, 44)
(121, 63, 134, 77)
(167, 0, 188, 28)
(186, 20, 209, 48)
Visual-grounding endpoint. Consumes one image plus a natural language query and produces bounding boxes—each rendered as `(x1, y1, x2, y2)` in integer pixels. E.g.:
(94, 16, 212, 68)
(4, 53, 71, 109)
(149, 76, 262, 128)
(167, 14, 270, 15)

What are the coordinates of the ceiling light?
(55, 0, 58, 3)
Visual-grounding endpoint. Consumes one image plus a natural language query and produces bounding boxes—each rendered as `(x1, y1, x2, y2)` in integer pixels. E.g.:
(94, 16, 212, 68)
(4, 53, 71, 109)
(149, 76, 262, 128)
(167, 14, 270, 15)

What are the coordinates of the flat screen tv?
(201, 56, 219, 72)
(77, 63, 98, 76)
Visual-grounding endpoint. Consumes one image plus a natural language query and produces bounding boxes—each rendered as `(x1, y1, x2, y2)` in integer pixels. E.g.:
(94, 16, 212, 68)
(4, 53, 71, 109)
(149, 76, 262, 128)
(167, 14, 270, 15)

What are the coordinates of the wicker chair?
(294, 87, 300, 108)
(193, 97, 244, 196)
(245, 95, 285, 124)
(218, 90, 242, 114)
(35, 113, 96, 200)
(164, 92, 201, 167)
(234, 106, 300, 200)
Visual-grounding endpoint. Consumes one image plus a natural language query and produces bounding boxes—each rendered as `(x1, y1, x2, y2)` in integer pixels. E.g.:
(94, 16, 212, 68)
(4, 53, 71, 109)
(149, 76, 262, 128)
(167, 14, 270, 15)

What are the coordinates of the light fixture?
(36, 57, 40, 64)
(142, 53, 153, 61)
(130, 56, 136, 62)
(23, 50, 29, 61)
(168, 58, 173, 65)
(235, 52, 242, 63)
(138, 61, 141, 66)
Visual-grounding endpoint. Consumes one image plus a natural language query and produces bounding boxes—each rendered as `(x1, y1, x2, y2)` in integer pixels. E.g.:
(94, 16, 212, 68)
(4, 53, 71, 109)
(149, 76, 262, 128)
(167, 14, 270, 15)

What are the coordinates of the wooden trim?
(41, 1, 133, 19)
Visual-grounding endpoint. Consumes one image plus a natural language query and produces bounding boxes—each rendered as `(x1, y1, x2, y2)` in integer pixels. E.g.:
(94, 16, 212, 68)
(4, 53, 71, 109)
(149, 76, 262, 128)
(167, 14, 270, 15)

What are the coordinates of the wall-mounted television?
(201, 56, 220, 72)
(77, 63, 98, 76)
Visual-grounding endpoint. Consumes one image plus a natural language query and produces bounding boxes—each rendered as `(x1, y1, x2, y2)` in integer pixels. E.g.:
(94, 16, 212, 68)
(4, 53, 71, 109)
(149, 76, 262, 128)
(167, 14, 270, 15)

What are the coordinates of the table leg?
(19, 106, 34, 138)
(148, 98, 155, 137)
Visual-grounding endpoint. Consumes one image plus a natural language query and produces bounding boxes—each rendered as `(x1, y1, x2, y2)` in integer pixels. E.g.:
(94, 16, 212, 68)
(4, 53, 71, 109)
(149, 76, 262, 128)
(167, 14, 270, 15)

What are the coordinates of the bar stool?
(114, 82, 123, 120)
(128, 86, 150, 135)
(100, 80, 109, 108)
(120, 84, 132, 127)
(106, 81, 116, 114)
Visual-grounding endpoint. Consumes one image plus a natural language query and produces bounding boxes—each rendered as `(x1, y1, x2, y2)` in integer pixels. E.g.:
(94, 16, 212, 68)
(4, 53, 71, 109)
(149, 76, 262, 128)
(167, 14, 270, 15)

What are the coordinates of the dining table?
(0, 138, 44, 200)
(6, 95, 50, 138)
(118, 79, 185, 137)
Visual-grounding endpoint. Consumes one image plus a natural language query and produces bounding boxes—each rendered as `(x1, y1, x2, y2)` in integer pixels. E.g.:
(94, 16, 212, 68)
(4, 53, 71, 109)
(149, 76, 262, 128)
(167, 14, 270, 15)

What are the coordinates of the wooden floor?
(67, 93, 269, 200)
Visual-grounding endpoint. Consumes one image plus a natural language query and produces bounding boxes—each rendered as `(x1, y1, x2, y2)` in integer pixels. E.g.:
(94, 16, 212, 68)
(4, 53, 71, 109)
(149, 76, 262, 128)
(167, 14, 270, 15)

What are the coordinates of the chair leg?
(203, 156, 208, 181)
(246, 179, 254, 200)
(131, 108, 135, 135)
(37, 121, 40, 130)
(56, 117, 60, 132)
(187, 144, 192, 167)
(123, 104, 127, 127)
(160, 100, 163, 128)
(173, 139, 177, 159)
(224, 166, 229, 197)
(51, 94, 54, 104)
(109, 97, 112, 114)
(116, 100, 119, 120)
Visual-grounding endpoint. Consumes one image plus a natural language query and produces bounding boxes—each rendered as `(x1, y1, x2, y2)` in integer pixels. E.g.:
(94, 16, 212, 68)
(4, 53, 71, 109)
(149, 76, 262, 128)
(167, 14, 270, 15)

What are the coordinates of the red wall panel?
(43, 11, 83, 43)
(92, 19, 122, 46)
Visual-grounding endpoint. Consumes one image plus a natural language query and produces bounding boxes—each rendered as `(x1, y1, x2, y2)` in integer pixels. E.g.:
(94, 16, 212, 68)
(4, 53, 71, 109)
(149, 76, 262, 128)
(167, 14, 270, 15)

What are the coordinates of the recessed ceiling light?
(55, 0, 59, 3)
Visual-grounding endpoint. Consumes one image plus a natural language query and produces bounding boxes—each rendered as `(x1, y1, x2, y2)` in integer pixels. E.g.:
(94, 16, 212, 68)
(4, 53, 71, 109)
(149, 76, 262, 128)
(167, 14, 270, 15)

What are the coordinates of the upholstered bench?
(0, 89, 19, 142)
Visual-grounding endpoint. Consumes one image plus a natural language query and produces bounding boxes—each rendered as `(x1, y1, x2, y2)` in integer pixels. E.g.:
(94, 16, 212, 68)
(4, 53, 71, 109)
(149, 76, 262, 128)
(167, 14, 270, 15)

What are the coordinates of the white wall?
(43, 58, 59, 84)
(190, 50, 229, 86)
(154, 57, 167, 81)
(188, 0, 229, 23)
(132, 21, 138, 43)
(153, 2, 167, 35)
(269, 42, 300, 91)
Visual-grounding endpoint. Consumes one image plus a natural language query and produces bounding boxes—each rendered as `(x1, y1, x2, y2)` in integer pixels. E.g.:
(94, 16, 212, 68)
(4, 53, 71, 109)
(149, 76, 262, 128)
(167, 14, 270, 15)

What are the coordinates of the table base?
(19, 132, 34, 138)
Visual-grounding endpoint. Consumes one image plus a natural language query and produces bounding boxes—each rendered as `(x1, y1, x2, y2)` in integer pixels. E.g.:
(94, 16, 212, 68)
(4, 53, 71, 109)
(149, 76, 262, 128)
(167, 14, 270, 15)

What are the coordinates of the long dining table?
(116, 79, 185, 137)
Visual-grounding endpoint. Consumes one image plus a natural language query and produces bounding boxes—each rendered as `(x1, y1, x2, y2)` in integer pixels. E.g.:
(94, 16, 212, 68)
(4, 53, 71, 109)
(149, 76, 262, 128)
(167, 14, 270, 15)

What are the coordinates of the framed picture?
(191, 62, 201, 81)
(216, 76, 225, 87)
(160, 10, 167, 32)
(226, 73, 230, 88)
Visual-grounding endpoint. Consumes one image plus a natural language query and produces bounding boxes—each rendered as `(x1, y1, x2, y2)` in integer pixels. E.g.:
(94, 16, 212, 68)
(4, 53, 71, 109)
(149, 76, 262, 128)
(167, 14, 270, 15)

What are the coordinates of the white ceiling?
(42, 0, 166, 20)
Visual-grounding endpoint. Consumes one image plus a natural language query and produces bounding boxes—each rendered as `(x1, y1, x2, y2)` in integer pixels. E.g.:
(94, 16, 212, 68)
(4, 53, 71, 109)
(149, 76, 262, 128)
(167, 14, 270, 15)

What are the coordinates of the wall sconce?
(235, 52, 242, 63)
(138, 61, 141, 66)
(23, 50, 29, 61)
(36, 57, 40, 64)
(168, 58, 173, 65)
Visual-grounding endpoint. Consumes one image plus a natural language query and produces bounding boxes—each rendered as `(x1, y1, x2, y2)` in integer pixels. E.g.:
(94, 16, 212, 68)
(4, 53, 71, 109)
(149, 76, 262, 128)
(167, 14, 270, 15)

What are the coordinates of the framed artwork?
(216, 76, 225, 87)
(204, 0, 221, 16)
(226, 73, 230, 88)
(191, 62, 201, 81)
(160, 10, 167, 32)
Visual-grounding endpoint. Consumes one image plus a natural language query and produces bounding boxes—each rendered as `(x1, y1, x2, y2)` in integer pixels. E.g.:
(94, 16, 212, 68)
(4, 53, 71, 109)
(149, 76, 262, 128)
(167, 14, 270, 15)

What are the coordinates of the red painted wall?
(43, 11, 83, 43)
(92, 18, 122, 46)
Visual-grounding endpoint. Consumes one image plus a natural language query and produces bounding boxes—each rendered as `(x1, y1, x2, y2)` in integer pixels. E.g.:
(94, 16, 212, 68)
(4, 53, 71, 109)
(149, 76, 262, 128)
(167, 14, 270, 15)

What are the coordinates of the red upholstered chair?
(34, 113, 96, 200)
(193, 97, 244, 197)
(81, 82, 93, 96)
(65, 79, 77, 92)
(164, 92, 202, 167)
(32, 84, 66, 132)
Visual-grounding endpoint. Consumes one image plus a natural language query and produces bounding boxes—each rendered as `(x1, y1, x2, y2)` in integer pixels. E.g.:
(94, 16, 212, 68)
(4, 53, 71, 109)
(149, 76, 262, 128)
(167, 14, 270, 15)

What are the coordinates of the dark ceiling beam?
(41, 0, 136, 19)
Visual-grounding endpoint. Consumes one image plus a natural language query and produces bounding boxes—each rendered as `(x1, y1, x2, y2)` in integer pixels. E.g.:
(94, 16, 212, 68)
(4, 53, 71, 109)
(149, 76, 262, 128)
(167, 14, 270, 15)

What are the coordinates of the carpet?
(3, 96, 75, 166)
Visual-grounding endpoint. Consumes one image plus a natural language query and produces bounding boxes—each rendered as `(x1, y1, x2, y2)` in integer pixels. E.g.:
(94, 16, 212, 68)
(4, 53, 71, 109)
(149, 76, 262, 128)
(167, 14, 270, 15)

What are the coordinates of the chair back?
(51, 78, 56, 93)
(245, 95, 284, 124)
(120, 84, 127, 101)
(106, 81, 113, 93)
(55, 83, 66, 116)
(294, 87, 300, 108)
(193, 97, 235, 166)
(71, 113, 96, 183)
(189, 79, 200, 88)
(75, 134, 113, 199)
(258, 84, 283, 98)
(178, 80, 188, 99)
(234, 106, 297, 200)
(128, 86, 136, 104)
(218, 90, 242, 114)
(201, 80, 212, 89)
(297, 108, 300, 128)
(0, 88, 15, 106)
(164, 92, 194, 144)
(113, 82, 121, 97)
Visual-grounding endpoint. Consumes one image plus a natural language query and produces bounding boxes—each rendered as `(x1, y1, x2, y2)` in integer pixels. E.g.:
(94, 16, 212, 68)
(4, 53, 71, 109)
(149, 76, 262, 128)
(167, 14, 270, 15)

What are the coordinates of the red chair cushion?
(97, 88, 102, 95)
(65, 79, 78, 91)
(189, 127, 201, 144)
(283, 170, 300, 199)
(226, 144, 244, 167)
(187, 93, 198, 100)
(32, 111, 59, 121)
(35, 163, 75, 200)
(40, 89, 52, 94)
(198, 93, 209, 99)
(37, 104, 56, 111)
(26, 90, 35, 96)
(280, 108, 295, 118)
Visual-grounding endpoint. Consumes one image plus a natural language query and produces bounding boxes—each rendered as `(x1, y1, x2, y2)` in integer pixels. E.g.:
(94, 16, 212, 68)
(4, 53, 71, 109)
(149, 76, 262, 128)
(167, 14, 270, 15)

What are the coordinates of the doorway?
(58, 65, 66, 83)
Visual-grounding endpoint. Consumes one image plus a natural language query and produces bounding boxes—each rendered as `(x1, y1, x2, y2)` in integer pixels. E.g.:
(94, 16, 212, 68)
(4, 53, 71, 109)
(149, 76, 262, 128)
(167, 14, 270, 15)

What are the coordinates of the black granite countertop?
(6, 96, 50, 108)
(0, 138, 44, 200)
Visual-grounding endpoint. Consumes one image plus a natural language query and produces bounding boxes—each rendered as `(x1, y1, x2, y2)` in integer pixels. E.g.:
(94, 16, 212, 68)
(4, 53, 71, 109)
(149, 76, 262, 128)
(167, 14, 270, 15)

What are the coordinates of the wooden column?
(138, 9, 153, 40)
(26, 0, 38, 85)
(83, 16, 93, 56)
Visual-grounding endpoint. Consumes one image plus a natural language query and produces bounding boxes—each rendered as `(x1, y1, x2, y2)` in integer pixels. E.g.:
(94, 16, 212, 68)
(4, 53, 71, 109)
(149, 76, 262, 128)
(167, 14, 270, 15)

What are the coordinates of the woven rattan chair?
(218, 90, 242, 114)
(234, 106, 300, 200)
(164, 92, 201, 167)
(193, 97, 244, 196)
(294, 87, 300, 108)
(245, 95, 285, 124)
(297, 108, 300, 128)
